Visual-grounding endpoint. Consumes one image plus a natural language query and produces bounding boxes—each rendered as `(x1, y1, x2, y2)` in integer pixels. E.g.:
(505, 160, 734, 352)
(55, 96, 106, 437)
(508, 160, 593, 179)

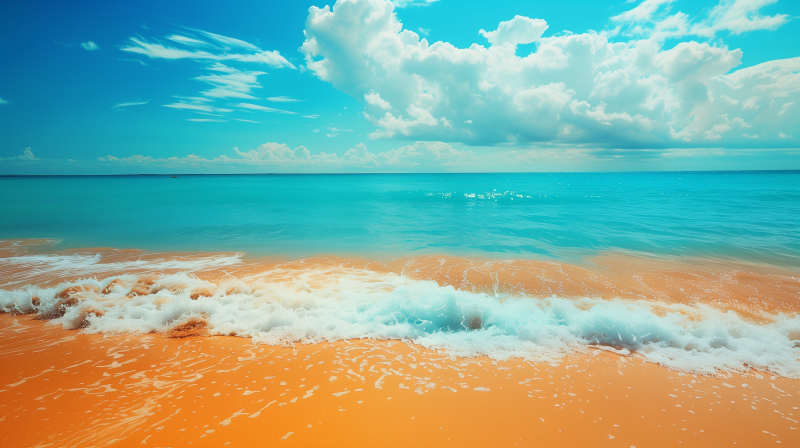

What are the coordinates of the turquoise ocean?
(1, 171, 799, 265)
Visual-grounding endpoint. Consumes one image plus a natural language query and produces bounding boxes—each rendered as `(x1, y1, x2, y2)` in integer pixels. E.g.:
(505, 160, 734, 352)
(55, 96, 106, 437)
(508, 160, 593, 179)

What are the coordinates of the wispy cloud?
(0, 97, 9, 105)
(111, 99, 149, 111)
(232, 103, 297, 114)
(121, 28, 301, 123)
(267, 96, 304, 103)
(196, 63, 265, 99)
(234, 118, 261, 123)
(81, 41, 100, 51)
(304, 114, 320, 119)
(164, 102, 233, 113)
(187, 118, 226, 122)
(392, 0, 440, 7)
(119, 58, 148, 66)
(121, 36, 294, 68)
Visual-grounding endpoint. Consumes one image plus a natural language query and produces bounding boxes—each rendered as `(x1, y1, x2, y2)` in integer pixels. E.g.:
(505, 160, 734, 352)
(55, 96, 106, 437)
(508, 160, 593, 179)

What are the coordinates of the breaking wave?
(1, 266, 798, 378)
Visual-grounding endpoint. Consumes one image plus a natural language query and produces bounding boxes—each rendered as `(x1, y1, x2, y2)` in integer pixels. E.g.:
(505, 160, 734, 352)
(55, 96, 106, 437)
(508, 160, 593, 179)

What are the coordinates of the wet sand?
(1, 315, 798, 448)
(2, 240, 799, 446)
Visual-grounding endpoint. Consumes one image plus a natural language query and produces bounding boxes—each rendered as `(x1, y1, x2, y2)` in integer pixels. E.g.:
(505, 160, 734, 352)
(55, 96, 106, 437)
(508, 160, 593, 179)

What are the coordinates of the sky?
(0, 0, 799, 173)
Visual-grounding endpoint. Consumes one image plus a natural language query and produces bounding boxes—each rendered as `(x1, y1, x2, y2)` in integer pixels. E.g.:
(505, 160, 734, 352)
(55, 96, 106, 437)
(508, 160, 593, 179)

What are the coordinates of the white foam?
(0, 252, 242, 286)
(1, 267, 799, 378)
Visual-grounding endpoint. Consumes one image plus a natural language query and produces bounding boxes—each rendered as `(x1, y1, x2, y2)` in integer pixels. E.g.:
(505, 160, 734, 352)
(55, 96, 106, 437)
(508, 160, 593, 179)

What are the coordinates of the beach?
(1, 172, 799, 446)
(1, 315, 798, 447)
(1, 239, 799, 446)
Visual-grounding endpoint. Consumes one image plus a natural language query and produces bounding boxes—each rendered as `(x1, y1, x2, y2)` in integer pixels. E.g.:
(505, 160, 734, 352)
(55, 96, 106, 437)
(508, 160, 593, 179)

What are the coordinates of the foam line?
(1, 267, 798, 377)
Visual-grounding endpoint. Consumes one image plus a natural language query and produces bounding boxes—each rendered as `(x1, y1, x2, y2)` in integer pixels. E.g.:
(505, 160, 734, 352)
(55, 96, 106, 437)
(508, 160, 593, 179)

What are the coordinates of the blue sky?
(1, 0, 798, 173)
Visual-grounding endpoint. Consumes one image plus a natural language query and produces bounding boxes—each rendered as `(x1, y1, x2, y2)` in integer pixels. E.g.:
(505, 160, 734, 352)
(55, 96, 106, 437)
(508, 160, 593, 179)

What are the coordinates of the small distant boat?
(171, 175, 178, 178)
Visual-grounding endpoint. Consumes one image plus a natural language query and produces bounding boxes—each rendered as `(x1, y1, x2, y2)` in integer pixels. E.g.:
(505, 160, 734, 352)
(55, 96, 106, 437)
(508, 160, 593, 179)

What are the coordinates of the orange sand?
(1, 315, 797, 448)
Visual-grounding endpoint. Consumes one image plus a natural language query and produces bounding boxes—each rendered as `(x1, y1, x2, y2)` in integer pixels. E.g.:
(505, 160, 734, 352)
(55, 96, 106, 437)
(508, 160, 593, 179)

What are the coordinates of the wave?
(0, 252, 242, 287)
(1, 266, 798, 378)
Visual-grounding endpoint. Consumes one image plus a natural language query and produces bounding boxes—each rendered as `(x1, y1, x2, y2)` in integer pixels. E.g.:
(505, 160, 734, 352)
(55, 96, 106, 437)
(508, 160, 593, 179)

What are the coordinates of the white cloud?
(613, 0, 789, 39)
(1, 148, 40, 161)
(778, 101, 794, 115)
(0, 97, 8, 105)
(196, 63, 265, 99)
(164, 103, 233, 113)
(97, 141, 474, 169)
(119, 58, 148, 66)
(300, 0, 799, 149)
(696, 0, 789, 36)
(612, 0, 675, 23)
(479, 15, 548, 47)
(81, 41, 100, 51)
(232, 103, 298, 114)
(111, 99, 149, 110)
(187, 118, 225, 122)
(365, 90, 392, 109)
(391, 0, 439, 7)
(267, 96, 304, 103)
(121, 36, 293, 68)
(121, 29, 301, 122)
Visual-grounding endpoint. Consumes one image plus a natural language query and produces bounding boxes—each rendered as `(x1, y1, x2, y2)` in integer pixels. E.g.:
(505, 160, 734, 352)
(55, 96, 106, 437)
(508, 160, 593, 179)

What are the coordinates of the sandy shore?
(1, 314, 797, 448)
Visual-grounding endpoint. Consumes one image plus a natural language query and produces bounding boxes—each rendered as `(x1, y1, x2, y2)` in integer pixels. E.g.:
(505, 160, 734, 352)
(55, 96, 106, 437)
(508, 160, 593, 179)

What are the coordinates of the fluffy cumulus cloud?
(300, 0, 798, 149)
(479, 15, 548, 47)
(97, 141, 474, 169)
(1, 148, 40, 162)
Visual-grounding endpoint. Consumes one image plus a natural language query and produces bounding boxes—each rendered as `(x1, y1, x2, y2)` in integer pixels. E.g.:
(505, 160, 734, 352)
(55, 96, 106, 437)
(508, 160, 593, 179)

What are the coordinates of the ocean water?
(1, 172, 799, 377)
(1, 171, 799, 265)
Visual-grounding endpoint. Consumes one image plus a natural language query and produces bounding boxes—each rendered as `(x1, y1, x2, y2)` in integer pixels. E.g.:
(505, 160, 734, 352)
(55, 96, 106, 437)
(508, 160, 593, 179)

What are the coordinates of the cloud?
(121, 36, 294, 68)
(232, 103, 298, 114)
(111, 99, 149, 110)
(0, 97, 8, 105)
(697, 0, 789, 36)
(300, 0, 799, 149)
(97, 141, 474, 169)
(266, 96, 304, 103)
(164, 102, 233, 113)
(613, 0, 789, 39)
(778, 101, 794, 116)
(479, 15, 548, 46)
(612, 0, 675, 23)
(365, 90, 392, 109)
(391, 0, 439, 7)
(121, 28, 301, 122)
(119, 58, 148, 66)
(1, 148, 40, 161)
(81, 41, 100, 51)
(195, 63, 265, 99)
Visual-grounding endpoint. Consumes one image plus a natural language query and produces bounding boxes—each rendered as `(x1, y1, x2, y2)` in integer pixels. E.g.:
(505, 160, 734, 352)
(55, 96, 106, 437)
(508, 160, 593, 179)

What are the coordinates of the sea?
(1, 172, 799, 377)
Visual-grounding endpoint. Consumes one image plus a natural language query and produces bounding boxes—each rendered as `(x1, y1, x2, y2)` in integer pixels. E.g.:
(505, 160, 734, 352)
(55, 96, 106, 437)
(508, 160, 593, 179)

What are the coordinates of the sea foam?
(1, 267, 798, 378)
